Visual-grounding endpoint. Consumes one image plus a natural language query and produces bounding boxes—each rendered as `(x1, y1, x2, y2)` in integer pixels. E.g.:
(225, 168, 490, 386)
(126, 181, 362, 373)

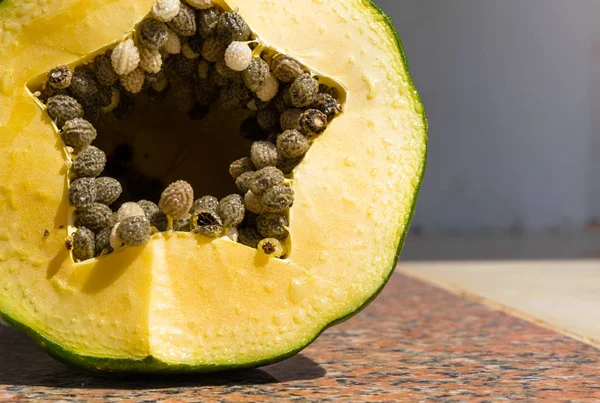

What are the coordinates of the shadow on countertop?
(0, 326, 326, 389)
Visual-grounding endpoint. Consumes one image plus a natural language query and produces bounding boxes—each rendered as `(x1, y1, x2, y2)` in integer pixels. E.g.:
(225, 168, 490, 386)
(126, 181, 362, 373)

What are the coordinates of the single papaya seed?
(162, 27, 182, 54)
(289, 73, 319, 108)
(120, 68, 146, 94)
(248, 166, 285, 196)
(224, 41, 252, 72)
(279, 108, 303, 132)
(152, 0, 180, 22)
(137, 199, 159, 216)
(256, 213, 289, 240)
(47, 95, 84, 128)
(47, 65, 72, 89)
(244, 191, 263, 214)
(117, 215, 152, 246)
(69, 178, 97, 208)
(299, 109, 328, 138)
(69, 68, 100, 105)
(139, 19, 168, 50)
(192, 195, 219, 214)
(242, 57, 269, 92)
(95, 226, 114, 256)
(238, 226, 262, 248)
(312, 93, 342, 120)
(75, 203, 113, 233)
(72, 227, 96, 261)
(235, 171, 256, 194)
(111, 39, 140, 76)
(276, 129, 310, 159)
(61, 117, 96, 151)
(255, 72, 279, 102)
(72, 146, 106, 178)
(139, 45, 163, 74)
(258, 238, 285, 258)
(159, 180, 194, 220)
(167, 2, 197, 37)
(197, 7, 221, 38)
(95, 177, 122, 206)
(216, 194, 245, 228)
(216, 11, 251, 43)
(94, 53, 119, 86)
(116, 202, 146, 222)
(271, 55, 304, 83)
(262, 185, 295, 212)
(192, 208, 223, 237)
(250, 141, 279, 169)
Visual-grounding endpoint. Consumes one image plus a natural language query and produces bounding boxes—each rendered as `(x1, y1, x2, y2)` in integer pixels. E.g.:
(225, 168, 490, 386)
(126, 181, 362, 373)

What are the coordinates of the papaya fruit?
(0, 0, 427, 372)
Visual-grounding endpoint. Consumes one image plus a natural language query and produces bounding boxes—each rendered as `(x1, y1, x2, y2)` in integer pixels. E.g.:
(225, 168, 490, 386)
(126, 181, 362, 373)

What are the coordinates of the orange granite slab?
(1, 272, 600, 402)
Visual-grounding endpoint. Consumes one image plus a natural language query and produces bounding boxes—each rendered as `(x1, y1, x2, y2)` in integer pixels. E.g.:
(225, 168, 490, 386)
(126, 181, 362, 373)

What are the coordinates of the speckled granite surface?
(2, 273, 600, 402)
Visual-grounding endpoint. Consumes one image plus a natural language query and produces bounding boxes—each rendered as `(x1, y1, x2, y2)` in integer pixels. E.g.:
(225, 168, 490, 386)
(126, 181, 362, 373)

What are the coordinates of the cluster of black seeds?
(37, 1, 342, 262)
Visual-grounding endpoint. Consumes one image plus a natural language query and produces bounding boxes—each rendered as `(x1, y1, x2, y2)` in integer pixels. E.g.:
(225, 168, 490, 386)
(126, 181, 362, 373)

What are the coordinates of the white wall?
(376, 0, 600, 232)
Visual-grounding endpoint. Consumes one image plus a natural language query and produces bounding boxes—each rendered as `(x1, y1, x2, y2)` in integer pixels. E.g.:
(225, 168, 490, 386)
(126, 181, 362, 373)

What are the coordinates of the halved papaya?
(0, 0, 427, 372)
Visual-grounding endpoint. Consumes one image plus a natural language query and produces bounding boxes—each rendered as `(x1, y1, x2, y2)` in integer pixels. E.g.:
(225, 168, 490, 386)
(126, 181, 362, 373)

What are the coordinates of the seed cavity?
(35, 4, 343, 261)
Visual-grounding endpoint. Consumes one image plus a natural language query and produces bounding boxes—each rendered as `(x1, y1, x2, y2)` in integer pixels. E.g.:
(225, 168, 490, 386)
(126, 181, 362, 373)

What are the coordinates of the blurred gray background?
(377, 0, 600, 235)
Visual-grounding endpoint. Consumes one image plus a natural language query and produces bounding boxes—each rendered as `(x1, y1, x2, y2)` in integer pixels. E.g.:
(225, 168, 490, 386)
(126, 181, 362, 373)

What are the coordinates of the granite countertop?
(2, 270, 600, 402)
